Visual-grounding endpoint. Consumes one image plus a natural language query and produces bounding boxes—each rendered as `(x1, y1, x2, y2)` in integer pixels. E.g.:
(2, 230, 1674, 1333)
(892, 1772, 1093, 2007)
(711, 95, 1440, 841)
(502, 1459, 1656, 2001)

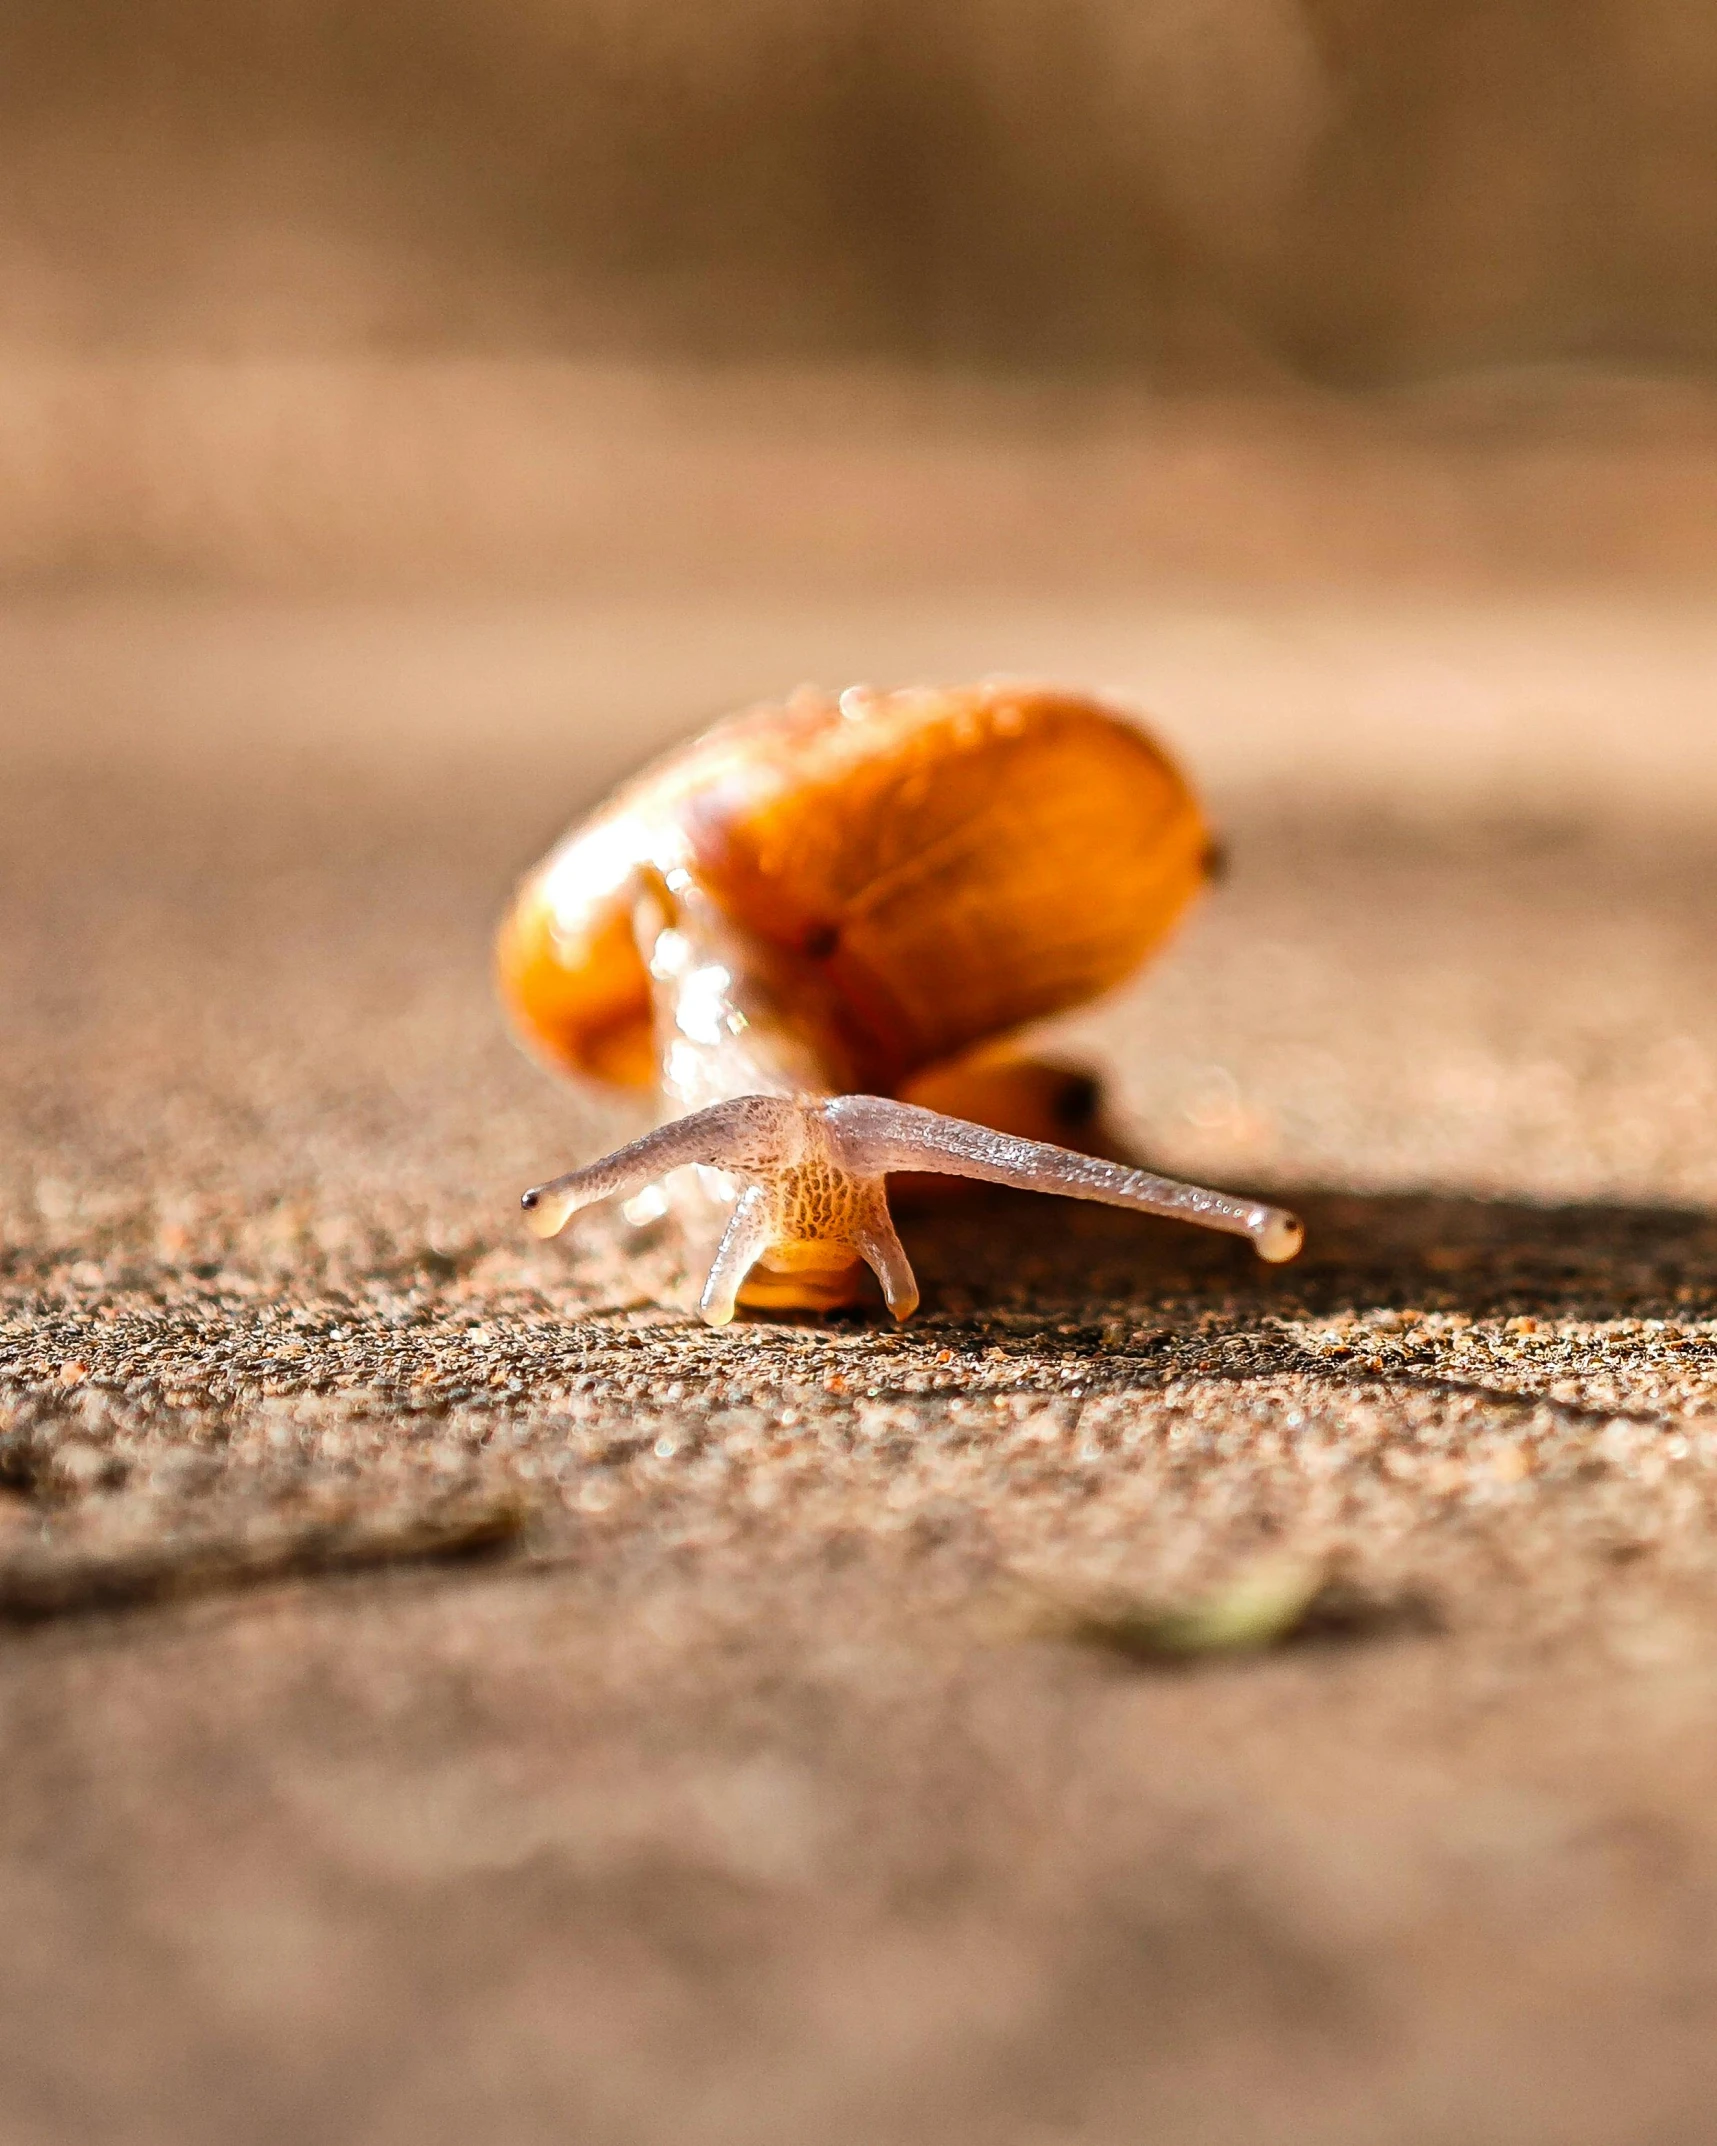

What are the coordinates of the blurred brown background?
(10, 0, 1717, 374)
(3, 0, 1717, 592)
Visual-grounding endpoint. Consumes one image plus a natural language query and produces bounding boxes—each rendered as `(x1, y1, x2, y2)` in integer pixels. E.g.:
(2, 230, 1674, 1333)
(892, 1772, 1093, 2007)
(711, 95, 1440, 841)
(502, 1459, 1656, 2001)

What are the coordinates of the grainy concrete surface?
(8, 593, 1717, 2144)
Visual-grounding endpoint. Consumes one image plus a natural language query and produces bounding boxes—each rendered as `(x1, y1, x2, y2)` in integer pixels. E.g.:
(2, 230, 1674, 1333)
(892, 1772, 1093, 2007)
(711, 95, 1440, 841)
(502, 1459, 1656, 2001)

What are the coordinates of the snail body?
(500, 683, 1302, 1322)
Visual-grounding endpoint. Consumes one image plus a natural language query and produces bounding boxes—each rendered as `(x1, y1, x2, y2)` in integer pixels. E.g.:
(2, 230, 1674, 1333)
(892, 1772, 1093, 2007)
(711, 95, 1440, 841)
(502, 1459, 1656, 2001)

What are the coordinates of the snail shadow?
(892, 1182, 1717, 1329)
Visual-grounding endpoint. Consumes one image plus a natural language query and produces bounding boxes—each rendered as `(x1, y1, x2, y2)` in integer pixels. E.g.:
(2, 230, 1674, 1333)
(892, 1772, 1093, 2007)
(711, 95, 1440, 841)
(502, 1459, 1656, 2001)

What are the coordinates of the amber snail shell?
(500, 682, 1302, 1323)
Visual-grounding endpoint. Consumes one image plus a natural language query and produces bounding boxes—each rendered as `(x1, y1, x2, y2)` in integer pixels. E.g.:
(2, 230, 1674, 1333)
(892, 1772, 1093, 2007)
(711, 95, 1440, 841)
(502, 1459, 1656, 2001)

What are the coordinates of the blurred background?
(3, 0, 1717, 592)
(12, 0, 1717, 370)
(9, 0, 1717, 1239)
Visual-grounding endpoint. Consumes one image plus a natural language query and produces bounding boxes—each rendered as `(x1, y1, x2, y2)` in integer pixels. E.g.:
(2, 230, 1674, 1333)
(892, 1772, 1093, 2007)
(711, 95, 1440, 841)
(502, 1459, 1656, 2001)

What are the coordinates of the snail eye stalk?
(822, 1095, 1304, 1265)
(522, 1093, 1302, 1328)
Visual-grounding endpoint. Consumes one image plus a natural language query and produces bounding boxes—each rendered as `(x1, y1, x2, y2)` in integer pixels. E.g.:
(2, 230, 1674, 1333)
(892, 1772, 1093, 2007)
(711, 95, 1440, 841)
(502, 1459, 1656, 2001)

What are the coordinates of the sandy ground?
(8, 581, 1717, 2143)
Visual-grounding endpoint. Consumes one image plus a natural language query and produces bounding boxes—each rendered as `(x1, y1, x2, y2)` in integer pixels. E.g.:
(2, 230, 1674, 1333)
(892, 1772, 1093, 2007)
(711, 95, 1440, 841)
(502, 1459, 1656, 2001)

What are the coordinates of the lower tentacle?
(699, 1185, 775, 1326)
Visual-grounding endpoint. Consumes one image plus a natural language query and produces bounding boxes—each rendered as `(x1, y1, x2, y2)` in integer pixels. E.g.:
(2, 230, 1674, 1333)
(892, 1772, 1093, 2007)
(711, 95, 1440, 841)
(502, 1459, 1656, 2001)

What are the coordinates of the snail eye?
(802, 924, 840, 960)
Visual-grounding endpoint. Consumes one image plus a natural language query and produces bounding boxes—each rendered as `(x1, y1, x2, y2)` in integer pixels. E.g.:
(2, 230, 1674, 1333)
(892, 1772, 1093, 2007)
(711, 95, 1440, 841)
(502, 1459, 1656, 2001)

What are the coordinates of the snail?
(498, 682, 1302, 1325)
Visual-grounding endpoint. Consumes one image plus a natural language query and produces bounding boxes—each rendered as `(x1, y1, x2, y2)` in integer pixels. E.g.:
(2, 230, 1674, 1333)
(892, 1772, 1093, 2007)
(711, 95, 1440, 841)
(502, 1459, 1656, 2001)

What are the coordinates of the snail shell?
(497, 681, 1211, 1096)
